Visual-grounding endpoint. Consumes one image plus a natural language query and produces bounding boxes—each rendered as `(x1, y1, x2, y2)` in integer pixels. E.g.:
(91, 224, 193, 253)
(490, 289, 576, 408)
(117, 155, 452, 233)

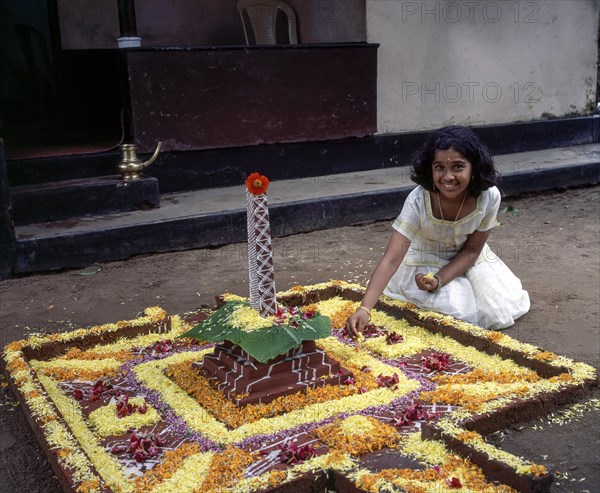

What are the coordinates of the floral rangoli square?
(3, 281, 597, 493)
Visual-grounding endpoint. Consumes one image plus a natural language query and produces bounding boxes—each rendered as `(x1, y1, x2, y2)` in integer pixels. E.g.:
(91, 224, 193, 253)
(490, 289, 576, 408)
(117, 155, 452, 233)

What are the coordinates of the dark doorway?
(0, 1, 122, 160)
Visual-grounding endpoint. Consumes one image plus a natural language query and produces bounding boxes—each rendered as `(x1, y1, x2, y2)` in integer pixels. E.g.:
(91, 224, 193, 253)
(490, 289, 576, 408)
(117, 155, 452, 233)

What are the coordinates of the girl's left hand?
(415, 273, 439, 292)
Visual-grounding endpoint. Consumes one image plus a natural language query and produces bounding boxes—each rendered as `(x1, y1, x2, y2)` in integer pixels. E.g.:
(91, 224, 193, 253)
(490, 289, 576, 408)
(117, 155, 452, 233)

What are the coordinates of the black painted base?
(7, 116, 599, 193)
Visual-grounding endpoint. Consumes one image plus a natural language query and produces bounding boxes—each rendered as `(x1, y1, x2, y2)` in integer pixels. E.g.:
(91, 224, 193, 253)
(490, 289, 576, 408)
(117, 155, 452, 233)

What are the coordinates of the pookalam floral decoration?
(182, 172, 332, 362)
(2, 281, 598, 493)
(3, 176, 598, 492)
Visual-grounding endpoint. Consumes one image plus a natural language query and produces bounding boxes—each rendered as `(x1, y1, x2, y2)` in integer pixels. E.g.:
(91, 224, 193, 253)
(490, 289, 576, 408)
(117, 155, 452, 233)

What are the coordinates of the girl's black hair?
(411, 125, 498, 196)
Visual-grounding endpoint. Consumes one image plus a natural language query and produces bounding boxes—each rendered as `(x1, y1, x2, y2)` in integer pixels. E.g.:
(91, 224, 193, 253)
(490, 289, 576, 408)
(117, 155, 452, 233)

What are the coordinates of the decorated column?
(245, 172, 277, 317)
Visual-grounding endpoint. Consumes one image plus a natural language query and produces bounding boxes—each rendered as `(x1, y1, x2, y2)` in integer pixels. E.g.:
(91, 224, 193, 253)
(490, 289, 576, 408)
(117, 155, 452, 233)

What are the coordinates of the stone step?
(10, 175, 159, 226)
(12, 143, 600, 273)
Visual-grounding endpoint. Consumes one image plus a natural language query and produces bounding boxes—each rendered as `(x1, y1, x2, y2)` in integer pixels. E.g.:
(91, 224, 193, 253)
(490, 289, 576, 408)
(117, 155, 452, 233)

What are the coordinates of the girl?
(346, 125, 530, 336)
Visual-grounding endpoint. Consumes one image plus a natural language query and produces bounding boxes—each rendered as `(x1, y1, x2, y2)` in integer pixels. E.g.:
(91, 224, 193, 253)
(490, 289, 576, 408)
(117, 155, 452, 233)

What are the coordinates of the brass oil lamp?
(118, 142, 162, 180)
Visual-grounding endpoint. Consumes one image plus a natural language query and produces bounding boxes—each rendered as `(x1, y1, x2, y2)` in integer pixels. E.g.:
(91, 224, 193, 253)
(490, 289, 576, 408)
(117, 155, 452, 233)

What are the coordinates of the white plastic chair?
(237, 0, 298, 45)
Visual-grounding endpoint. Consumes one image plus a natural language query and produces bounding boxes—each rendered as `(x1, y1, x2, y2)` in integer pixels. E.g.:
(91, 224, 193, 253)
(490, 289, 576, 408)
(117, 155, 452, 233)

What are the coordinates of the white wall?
(367, 0, 599, 133)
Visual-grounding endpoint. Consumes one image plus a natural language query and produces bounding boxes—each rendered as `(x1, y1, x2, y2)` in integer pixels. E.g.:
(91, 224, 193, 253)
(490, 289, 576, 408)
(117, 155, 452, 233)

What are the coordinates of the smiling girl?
(346, 125, 530, 335)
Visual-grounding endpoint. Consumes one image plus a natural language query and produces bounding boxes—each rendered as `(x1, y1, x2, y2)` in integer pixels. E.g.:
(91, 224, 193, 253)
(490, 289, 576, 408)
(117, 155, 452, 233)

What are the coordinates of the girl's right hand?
(415, 272, 439, 291)
(345, 310, 370, 339)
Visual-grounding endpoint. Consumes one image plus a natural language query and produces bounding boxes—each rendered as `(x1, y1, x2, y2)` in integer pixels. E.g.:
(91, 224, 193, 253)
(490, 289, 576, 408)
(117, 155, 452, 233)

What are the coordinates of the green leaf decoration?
(179, 301, 332, 363)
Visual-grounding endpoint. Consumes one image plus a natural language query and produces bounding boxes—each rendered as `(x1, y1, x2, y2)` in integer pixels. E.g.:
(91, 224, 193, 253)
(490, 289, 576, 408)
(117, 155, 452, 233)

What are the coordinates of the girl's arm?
(416, 229, 491, 291)
(346, 231, 411, 337)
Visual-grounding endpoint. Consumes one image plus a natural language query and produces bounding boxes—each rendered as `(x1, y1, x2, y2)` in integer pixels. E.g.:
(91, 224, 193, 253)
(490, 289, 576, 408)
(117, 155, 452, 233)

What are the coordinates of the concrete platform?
(13, 143, 599, 273)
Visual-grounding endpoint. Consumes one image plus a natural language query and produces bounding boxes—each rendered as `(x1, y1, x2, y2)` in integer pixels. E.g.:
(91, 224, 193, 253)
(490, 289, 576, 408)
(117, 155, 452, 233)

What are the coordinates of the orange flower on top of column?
(246, 172, 270, 195)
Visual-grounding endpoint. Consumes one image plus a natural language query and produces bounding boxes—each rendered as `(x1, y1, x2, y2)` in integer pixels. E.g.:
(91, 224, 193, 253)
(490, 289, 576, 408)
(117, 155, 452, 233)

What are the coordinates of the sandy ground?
(0, 185, 598, 492)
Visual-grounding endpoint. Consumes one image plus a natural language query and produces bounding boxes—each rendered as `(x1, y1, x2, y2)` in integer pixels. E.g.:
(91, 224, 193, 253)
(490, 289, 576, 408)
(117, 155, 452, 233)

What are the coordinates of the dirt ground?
(0, 185, 598, 493)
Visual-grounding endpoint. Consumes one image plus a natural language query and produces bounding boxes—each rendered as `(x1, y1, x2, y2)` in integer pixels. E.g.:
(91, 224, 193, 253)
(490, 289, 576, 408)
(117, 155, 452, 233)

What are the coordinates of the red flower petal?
(449, 477, 462, 488)
(245, 172, 270, 195)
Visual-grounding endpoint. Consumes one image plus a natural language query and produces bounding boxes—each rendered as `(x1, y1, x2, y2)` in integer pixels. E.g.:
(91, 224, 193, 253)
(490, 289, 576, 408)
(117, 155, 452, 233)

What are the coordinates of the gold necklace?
(437, 190, 467, 247)
(437, 190, 467, 222)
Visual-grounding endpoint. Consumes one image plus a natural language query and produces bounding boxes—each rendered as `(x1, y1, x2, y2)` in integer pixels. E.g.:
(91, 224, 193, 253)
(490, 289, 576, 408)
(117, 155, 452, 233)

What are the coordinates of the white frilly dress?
(383, 185, 530, 329)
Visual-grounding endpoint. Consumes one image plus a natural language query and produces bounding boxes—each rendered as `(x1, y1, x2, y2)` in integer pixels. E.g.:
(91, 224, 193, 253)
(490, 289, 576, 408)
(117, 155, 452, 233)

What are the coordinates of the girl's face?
(431, 148, 473, 200)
